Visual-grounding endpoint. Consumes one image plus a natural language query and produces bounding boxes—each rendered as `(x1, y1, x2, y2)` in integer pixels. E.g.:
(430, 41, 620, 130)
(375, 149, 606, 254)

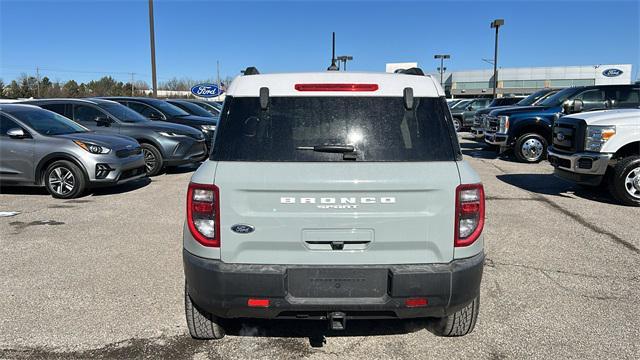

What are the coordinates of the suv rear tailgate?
(214, 162, 459, 265)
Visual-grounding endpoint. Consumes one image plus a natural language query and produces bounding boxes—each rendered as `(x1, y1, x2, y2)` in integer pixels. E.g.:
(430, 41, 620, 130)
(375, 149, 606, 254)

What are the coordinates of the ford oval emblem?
(602, 68, 623, 77)
(191, 83, 223, 98)
(231, 224, 255, 234)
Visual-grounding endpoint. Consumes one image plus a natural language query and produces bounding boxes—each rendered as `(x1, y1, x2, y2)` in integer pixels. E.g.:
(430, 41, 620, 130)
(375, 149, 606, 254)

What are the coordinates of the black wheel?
(141, 143, 164, 176)
(185, 284, 225, 340)
(514, 133, 547, 163)
(44, 160, 86, 199)
(428, 296, 480, 337)
(452, 117, 462, 132)
(608, 155, 640, 206)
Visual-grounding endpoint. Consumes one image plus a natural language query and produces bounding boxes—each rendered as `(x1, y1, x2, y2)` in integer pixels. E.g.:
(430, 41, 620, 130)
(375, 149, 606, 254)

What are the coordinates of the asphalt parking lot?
(1, 135, 639, 360)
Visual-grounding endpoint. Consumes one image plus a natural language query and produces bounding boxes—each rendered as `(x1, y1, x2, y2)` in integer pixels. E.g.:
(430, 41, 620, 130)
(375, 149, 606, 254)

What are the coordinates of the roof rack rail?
(243, 67, 260, 75)
(394, 67, 425, 76)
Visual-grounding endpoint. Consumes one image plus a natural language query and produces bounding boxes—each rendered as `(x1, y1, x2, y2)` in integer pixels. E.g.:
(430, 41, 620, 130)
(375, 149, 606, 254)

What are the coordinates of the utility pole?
(36, 66, 41, 98)
(148, 0, 158, 97)
(490, 19, 504, 99)
(130, 72, 135, 96)
(216, 60, 220, 100)
(433, 54, 450, 88)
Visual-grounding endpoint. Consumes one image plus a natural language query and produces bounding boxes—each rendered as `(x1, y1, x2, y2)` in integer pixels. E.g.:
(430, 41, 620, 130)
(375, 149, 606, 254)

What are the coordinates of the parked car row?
(466, 84, 639, 206)
(0, 97, 221, 198)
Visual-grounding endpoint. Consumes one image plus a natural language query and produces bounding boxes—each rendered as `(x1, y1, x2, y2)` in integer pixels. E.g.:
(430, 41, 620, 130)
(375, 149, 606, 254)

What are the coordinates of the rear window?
(211, 96, 457, 162)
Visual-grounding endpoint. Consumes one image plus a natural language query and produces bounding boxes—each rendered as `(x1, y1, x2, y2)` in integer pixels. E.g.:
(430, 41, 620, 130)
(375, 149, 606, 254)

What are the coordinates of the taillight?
(455, 184, 485, 247)
(294, 83, 379, 92)
(187, 183, 220, 247)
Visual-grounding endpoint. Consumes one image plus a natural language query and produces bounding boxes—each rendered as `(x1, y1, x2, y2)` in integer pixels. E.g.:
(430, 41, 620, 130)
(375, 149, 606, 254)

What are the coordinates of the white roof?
(225, 72, 444, 97)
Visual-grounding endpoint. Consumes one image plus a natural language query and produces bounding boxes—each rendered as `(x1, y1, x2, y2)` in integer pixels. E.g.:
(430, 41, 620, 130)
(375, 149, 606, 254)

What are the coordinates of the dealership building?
(388, 63, 634, 98)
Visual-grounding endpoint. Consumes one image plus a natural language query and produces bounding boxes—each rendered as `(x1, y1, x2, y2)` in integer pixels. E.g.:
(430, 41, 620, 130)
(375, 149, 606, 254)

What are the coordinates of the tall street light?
(148, 0, 158, 97)
(337, 56, 353, 71)
(490, 19, 504, 99)
(434, 54, 450, 87)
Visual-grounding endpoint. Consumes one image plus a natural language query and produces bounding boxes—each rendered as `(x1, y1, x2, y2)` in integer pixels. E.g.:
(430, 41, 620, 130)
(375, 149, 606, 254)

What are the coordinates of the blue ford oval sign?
(191, 83, 222, 98)
(602, 68, 623, 77)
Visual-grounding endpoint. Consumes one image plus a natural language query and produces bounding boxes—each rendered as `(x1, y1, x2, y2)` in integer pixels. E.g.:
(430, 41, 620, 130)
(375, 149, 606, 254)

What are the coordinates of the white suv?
(183, 68, 485, 339)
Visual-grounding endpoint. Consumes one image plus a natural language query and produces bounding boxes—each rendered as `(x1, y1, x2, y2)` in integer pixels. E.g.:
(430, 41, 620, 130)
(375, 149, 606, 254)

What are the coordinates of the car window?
(73, 104, 106, 123)
(212, 96, 456, 162)
(2, 107, 87, 135)
(41, 103, 68, 117)
(170, 101, 213, 117)
(613, 87, 640, 107)
(96, 102, 148, 123)
(128, 102, 163, 119)
(0, 114, 24, 136)
(574, 89, 606, 110)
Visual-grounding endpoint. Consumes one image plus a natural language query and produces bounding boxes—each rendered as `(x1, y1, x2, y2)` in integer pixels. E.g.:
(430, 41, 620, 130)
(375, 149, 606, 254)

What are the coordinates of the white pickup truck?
(548, 109, 640, 206)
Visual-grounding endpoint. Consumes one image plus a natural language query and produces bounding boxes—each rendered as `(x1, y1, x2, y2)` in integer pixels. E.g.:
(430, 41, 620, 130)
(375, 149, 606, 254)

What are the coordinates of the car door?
(72, 104, 118, 133)
(0, 114, 36, 183)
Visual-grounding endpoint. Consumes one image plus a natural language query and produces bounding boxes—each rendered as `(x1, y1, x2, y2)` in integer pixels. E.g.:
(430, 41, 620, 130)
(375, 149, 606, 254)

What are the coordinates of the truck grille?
(484, 116, 499, 132)
(474, 114, 486, 127)
(552, 119, 586, 153)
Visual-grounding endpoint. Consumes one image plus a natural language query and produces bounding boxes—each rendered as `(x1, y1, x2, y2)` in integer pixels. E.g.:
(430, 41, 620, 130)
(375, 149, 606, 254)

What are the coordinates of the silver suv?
(183, 69, 485, 339)
(0, 104, 146, 198)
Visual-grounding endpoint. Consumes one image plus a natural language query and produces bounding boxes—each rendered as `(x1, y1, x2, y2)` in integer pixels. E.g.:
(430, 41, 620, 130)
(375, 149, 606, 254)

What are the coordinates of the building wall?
(429, 64, 632, 97)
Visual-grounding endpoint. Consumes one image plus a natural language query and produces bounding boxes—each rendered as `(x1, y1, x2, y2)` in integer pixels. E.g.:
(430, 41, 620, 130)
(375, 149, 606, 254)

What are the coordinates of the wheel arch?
(612, 141, 640, 160)
(135, 136, 166, 158)
(510, 118, 552, 143)
(35, 153, 89, 186)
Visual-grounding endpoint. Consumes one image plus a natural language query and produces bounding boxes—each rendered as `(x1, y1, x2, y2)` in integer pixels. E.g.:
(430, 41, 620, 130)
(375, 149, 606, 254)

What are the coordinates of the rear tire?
(141, 143, 164, 176)
(44, 160, 86, 199)
(429, 296, 479, 337)
(514, 133, 547, 163)
(607, 155, 640, 206)
(185, 284, 225, 340)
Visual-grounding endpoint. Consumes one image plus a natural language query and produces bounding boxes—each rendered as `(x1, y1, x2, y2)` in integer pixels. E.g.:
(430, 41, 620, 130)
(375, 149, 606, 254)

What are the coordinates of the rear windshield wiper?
(296, 144, 357, 160)
(296, 144, 355, 153)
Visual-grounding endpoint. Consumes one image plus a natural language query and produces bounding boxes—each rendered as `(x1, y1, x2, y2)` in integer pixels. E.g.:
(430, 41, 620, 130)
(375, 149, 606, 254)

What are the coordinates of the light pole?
(327, 32, 339, 71)
(490, 19, 504, 99)
(434, 54, 450, 87)
(337, 56, 353, 71)
(148, 0, 158, 97)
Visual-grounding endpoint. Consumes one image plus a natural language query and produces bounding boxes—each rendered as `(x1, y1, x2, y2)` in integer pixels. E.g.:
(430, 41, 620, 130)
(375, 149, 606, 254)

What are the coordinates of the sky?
(1, 0, 638, 85)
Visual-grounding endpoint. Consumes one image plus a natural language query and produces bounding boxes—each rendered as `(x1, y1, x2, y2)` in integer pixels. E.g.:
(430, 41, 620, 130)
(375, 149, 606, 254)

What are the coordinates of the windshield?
(538, 88, 582, 107)
(148, 99, 190, 117)
(212, 96, 456, 162)
(170, 101, 213, 117)
(451, 100, 471, 109)
(4, 107, 87, 135)
(97, 102, 149, 123)
(517, 89, 552, 106)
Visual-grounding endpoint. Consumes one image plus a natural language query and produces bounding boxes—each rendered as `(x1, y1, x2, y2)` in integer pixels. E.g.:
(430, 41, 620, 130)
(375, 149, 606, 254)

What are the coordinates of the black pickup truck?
(483, 84, 640, 162)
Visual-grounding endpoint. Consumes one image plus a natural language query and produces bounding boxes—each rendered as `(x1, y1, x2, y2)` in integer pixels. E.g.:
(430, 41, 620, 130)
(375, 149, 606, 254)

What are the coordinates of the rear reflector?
(294, 83, 379, 92)
(247, 298, 270, 307)
(405, 298, 428, 308)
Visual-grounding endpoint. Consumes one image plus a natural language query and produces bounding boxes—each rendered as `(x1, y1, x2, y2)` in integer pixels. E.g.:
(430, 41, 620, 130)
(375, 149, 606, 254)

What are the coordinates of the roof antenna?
(327, 32, 339, 71)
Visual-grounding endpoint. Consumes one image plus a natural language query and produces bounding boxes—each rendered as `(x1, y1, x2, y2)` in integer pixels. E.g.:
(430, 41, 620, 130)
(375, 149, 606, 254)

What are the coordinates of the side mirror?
(95, 116, 113, 127)
(572, 99, 584, 113)
(6, 128, 27, 139)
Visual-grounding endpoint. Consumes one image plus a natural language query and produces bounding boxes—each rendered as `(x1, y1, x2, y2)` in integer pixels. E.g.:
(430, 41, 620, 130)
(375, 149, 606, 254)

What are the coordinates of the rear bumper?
(184, 250, 484, 320)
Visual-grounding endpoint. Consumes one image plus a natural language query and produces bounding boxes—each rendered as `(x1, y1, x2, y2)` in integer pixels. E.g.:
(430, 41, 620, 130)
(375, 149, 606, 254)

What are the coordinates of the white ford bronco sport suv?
(183, 67, 485, 339)
(548, 108, 640, 206)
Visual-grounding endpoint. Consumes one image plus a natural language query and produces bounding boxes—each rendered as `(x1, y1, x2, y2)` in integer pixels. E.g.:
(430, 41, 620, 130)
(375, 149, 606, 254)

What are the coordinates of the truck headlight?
(498, 116, 509, 133)
(585, 126, 616, 152)
(73, 140, 111, 154)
